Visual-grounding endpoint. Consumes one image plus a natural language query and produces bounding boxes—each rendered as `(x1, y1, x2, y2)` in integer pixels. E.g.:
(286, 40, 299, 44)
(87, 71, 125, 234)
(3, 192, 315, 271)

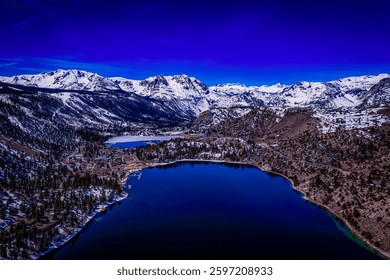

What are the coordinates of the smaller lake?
(107, 140, 158, 148)
(104, 135, 182, 148)
(44, 162, 379, 260)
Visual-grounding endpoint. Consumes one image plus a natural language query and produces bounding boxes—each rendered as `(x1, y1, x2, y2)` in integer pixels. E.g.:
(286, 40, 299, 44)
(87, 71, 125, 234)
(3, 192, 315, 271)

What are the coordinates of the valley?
(0, 70, 389, 259)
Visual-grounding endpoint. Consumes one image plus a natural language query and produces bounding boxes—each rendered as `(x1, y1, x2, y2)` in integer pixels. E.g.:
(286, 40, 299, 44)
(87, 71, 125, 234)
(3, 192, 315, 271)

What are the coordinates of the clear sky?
(0, 0, 389, 85)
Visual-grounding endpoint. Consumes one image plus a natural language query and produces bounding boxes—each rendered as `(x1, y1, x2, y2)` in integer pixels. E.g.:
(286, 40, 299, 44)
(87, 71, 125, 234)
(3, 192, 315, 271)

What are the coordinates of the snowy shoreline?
(30, 192, 128, 260)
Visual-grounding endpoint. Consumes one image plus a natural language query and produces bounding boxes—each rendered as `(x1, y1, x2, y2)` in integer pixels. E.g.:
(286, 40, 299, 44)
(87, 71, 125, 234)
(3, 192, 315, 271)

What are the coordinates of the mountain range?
(0, 69, 389, 129)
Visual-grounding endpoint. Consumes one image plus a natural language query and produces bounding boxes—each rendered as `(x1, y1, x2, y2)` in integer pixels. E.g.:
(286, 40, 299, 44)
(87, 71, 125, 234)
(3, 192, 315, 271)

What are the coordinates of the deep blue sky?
(1, 0, 389, 85)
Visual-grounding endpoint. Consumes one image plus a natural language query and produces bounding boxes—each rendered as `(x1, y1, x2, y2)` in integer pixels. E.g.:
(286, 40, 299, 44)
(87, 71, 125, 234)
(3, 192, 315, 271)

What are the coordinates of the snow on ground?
(8, 116, 28, 132)
(0, 142, 7, 150)
(330, 73, 390, 92)
(2, 71, 390, 118)
(208, 107, 252, 126)
(52, 92, 72, 103)
(330, 94, 361, 108)
(315, 107, 389, 133)
(31, 190, 128, 260)
(257, 83, 287, 93)
(1, 69, 120, 91)
(0, 94, 10, 103)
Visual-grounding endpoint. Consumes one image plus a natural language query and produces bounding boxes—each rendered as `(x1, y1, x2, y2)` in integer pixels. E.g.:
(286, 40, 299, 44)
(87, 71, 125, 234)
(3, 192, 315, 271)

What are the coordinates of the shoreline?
(31, 192, 128, 260)
(134, 158, 390, 260)
(34, 158, 389, 260)
(266, 169, 390, 260)
(263, 169, 390, 260)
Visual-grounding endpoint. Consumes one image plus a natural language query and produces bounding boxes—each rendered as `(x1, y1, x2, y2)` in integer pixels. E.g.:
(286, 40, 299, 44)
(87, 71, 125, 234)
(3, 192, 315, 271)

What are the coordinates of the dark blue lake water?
(44, 162, 379, 260)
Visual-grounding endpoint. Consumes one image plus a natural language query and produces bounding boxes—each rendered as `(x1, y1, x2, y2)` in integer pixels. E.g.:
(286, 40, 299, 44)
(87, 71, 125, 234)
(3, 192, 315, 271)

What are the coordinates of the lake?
(104, 135, 182, 148)
(43, 161, 379, 260)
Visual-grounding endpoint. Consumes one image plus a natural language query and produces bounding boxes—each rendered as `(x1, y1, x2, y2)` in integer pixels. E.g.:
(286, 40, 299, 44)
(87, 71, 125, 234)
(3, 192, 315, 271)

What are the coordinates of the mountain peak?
(172, 74, 189, 78)
(140, 75, 169, 89)
(45, 69, 94, 76)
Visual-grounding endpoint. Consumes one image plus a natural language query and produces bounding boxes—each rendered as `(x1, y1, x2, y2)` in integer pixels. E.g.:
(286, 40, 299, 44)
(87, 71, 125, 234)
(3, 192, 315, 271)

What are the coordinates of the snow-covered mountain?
(0, 70, 215, 117)
(268, 81, 342, 108)
(359, 78, 390, 107)
(330, 73, 390, 93)
(123, 72, 390, 112)
(1, 70, 389, 119)
(0, 69, 120, 91)
(0, 80, 190, 128)
(207, 83, 285, 108)
(111, 74, 210, 116)
(267, 74, 390, 109)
